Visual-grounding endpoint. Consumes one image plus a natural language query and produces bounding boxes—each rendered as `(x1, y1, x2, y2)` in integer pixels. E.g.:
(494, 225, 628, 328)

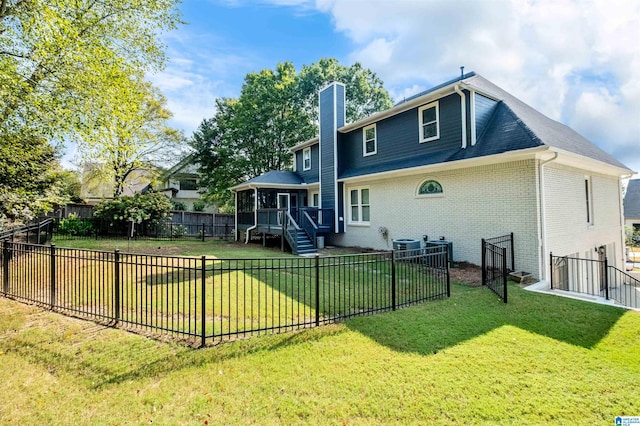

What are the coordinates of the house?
(232, 72, 633, 281)
(80, 163, 154, 204)
(160, 155, 216, 213)
(624, 179, 640, 230)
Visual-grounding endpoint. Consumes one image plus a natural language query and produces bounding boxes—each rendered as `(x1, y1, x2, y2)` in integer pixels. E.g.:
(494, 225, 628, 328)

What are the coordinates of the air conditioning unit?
(425, 240, 453, 264)
(392, 238, 421, 251)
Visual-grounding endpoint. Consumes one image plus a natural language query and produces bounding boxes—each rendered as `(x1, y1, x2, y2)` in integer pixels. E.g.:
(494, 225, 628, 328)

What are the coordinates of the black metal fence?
(481, 238, 508, 303)
(0, 219, 54, 244)
(52, 217, 234, 241)
(483, 233, 514, 272)
(551, 253, 639, 309)
(0, 241, 450, 346)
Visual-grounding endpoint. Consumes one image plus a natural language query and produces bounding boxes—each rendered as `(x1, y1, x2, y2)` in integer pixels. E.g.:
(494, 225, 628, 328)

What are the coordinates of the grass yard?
(1, 279, 638, 424)
(6, 239, 447, 342)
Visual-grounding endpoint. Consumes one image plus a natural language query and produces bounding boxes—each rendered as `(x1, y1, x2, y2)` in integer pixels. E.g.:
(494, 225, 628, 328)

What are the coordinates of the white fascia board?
(548, 147, 635, 177)
(337, 146, 549, 184)
(289, 137, 319, 153)
(339, 86, 457, 133)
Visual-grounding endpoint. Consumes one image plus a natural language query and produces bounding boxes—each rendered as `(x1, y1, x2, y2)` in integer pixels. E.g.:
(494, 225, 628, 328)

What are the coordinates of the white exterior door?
(277, 193, 290, 225)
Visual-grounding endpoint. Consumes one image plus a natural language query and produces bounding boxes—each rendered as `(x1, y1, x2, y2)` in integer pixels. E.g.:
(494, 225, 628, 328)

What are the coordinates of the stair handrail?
(301, 210, 318, 247)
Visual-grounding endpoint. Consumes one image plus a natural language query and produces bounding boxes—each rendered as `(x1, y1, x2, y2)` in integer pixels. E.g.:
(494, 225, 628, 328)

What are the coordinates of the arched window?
(417, 180, 443, 196)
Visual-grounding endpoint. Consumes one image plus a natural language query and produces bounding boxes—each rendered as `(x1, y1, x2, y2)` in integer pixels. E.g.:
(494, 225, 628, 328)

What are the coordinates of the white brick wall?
(331, 160, 541, 277)
(544, 163, 624, 269)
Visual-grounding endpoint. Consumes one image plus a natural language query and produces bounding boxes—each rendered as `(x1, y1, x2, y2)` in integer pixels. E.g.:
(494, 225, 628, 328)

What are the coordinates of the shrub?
(57, 213, 94, 236)
(171, 199, 186, 211)
(94, 192, 172, 228)
(192, 200, 206, 212)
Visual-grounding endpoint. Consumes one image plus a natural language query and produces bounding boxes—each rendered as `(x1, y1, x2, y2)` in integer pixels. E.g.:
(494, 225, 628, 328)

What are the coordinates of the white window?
(349, 187, 370, 225)
(585, 177, 593, 225)
(418, 101, 439, 143)
(416, 179, 443, 197)
(303, 147, 311, 171)
(310, 192, 319, 207)
(362, 124, 377, 156)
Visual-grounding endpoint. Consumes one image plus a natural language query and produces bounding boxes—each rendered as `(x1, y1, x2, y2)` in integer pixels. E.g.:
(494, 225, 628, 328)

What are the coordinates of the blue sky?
(142, 0, 640, 175)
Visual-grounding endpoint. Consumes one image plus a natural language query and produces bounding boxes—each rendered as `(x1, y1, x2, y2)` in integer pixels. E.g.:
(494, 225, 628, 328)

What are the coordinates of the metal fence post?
(502, 246, 508, 303)
(114, 249, 120, 324)
(510, 232, 515, 271)
(549, 252, 554, 290)
(50, 244, 56, 308)
(604, 256, 609, 300)
(201, 255, 206, 348)
(481, 238, 486, 286)
(2, 240, 9, 295)
(446, 246, 451, 298)
(391, 250, 397, 310)
(315, 254, 320, 326)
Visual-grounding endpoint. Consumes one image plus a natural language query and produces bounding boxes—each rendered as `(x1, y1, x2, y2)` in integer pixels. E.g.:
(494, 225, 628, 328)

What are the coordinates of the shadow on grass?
(345, 282, 627, 356)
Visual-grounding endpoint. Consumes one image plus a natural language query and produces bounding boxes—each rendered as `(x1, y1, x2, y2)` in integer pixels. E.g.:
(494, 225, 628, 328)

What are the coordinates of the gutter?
(538, 151, 558, 282)
(454, 84, 467, 149)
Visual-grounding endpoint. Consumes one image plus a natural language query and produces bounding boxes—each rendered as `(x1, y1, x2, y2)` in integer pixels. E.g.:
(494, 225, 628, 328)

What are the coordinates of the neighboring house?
(80, 163, 153, 204)
(623, 179, 640, 230)
(160, 155, 216, 213)
(232, 72, 632, 282)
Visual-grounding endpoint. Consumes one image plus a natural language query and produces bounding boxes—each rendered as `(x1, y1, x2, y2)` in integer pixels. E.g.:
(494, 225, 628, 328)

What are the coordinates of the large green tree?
(0, 0, 181, 139)
(76, 76, 185, 197)
(191, 59, 393, 209)
(0, 0, 181, 222)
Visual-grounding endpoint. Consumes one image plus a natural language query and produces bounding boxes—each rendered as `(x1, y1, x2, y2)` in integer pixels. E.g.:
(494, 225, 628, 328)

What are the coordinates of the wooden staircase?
(289, 228, 316, 255)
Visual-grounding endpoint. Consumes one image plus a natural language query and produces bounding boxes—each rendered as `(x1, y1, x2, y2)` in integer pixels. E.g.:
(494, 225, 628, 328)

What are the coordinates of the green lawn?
(8, 239, 446, 342)
(1, 280, 638, 424)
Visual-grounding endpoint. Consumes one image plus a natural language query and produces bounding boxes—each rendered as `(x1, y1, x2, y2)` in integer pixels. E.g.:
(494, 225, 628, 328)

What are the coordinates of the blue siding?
(293, 144, 319, 183)
(338, 93, 462, 176)
(319, 83, 345, 232)
(475, 93, 498, 139)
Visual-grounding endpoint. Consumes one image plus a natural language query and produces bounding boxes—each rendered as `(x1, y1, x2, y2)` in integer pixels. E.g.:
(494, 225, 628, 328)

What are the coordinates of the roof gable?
(624, 179, 640, 219)
(464, 75, 629, 170)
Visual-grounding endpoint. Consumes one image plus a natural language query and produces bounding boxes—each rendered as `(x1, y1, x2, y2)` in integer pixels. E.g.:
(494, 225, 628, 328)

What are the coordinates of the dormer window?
(363, 124, 377, 156)
(419, 101, 440, 143)
(303, 147, 311, 171)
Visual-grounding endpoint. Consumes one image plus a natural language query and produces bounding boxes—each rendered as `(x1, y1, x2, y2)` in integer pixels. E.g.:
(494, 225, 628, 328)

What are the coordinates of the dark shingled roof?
(464, 74, 629, 170)
(239, 170, 304, 186)
(624, 179, 640, 219)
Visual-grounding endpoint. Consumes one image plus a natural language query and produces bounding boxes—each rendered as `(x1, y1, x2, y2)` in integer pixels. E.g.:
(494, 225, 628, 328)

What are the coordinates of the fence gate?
(481, 238, 508, 303)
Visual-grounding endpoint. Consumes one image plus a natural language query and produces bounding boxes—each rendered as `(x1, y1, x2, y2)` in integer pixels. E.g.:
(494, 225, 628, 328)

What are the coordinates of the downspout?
(538, 151, 558, 283)
(619, 173, 635, 265)
(244, 186, 258, 244)
(454, 85, 467, 149)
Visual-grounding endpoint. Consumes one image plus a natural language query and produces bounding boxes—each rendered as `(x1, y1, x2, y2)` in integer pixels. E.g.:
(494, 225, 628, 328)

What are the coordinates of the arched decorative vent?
(417, 180, 443, 195)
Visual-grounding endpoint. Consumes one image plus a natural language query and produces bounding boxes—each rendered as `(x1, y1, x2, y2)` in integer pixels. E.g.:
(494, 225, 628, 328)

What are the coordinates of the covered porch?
(233, 172, 334, 254)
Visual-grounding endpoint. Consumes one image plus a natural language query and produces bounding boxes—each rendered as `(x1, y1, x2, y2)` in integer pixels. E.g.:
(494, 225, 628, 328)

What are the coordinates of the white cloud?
(310, 0, 640, 174)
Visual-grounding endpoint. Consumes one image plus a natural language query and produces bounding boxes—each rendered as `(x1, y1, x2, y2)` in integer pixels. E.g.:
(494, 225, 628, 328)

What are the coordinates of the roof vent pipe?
(460, 66, 464, 79)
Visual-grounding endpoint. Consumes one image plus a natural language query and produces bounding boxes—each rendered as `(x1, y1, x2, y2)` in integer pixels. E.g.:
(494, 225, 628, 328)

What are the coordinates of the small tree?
(94, 192, 172, 231)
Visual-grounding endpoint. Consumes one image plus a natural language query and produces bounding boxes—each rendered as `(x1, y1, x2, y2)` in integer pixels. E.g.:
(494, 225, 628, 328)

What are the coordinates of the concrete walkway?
(524, 280, 639, 311)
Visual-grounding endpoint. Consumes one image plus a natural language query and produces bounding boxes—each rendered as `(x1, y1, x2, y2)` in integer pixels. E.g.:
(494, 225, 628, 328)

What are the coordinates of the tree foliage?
(76, 76, 185, 197)
(191, 59, 393, 209)
(0, 0, 181, 140)
(0, 0, 181, 223)
(93, 191, 172, 226)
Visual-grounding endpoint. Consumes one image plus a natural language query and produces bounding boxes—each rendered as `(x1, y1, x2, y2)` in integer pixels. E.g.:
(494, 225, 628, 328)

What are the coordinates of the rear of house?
(233, 72, 632, 282)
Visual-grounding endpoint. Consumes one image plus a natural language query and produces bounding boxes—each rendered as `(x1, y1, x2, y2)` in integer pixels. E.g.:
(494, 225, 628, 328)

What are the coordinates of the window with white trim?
(585, 177, 593, 225)
(418, 101, 439, 143)
(349, 187, 370, 224)
(303, 147, 311, 171)
(417, 179, 443, 197)
(362, 124, 377, 156)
